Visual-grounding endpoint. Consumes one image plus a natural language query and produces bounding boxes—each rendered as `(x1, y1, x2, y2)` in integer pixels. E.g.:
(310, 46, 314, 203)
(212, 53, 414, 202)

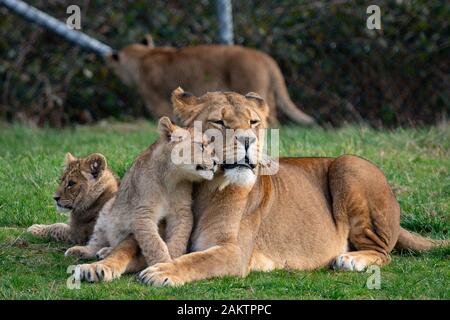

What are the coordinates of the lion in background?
(106, 35, 315, 126)
(75, 88, 449, 286)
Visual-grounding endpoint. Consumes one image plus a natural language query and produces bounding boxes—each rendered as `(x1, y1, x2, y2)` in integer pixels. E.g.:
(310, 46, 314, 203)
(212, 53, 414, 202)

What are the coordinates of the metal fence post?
(215, 0, 234, 45)
(0, 0, 113, 56)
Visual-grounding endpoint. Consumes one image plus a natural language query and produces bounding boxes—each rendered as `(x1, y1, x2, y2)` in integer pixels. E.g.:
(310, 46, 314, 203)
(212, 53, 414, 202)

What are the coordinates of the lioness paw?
(331, 253, 368, 272)
(138, 263, 183, 287)
(96, 247, 112, 260)
(75, 263, 118, 283)
(27, 224, 47, 236)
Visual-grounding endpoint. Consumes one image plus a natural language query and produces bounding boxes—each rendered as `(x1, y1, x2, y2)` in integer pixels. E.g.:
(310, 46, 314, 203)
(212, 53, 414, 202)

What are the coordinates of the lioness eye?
(250, 120, 260, 126)
(210, 120, 225, 126)
(67, 180, 76, 188)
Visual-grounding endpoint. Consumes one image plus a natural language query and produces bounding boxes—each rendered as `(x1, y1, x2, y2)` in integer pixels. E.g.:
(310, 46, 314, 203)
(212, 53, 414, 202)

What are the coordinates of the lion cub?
(27, 153, 119, 245)
(69, 117, 217, 265)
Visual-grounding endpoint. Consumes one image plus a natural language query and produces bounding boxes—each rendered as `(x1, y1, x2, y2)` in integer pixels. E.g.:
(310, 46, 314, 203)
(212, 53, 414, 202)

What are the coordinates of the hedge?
(0, 0, 448, 127)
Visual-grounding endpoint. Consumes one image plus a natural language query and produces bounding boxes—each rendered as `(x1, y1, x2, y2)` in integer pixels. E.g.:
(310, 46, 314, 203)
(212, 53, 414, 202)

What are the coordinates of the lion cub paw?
(331, 253, 368, 272)
(27, 224, 48, 237)
(95, 247, 112, 260)
(74, 263, 119, 283)
(138, 262, 184, 287)
(65, 246, 95, 259)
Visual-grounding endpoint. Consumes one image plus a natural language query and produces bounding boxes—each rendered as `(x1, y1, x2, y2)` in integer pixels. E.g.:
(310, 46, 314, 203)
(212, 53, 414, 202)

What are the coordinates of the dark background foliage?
(0, 0, 448, 127)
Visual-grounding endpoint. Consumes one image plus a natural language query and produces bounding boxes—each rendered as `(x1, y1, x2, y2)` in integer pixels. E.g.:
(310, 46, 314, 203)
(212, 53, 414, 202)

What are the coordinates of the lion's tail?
(395, 227, 449, 251)
(269, 59, 316, 126)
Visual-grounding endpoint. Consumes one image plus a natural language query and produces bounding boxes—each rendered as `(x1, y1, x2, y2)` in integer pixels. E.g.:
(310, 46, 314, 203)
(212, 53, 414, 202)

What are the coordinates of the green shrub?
(0, 0, 448, 126)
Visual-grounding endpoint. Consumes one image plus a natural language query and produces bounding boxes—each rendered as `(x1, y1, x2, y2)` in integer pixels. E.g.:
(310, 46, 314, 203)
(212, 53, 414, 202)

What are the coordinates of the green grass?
(0, 121, 449, 299)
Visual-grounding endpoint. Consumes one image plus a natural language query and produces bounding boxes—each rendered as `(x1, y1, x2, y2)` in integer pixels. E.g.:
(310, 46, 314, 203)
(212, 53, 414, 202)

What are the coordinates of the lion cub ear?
(158, 116, 187, 142)
(140, 34, 155, 48)
(82, 153, 107, 180)
(158, 116, 176, 141)
(64, 152, 77, 166)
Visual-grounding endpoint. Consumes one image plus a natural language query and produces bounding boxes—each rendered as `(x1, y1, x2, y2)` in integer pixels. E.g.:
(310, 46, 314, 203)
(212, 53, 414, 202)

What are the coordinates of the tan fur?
(83, 90, 448, 286)
(106, 35, 315, 126)
(64, 196, 115, 259)
(395, 228, 449, 251)
(74, 117, 218, 282)
(27, 153, 119, 245)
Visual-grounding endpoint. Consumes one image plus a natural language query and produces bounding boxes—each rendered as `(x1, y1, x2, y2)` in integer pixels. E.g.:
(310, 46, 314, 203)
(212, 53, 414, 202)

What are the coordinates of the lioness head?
(105, 34, 156, 87)
(158, 116, 218, 181)
(54, 153, 118, 213)
(171, 87, 269, 187)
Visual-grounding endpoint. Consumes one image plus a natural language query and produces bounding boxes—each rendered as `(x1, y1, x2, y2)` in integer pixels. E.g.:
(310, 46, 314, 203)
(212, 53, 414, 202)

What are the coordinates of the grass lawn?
(0, 121, 449, 299)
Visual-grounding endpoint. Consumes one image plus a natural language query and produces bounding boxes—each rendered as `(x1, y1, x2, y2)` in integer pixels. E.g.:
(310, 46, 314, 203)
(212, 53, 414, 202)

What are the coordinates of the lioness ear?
(83, 153, 107, 180)
(140, 34, 155, 48)
(171, 87, 204, 126)
(65, 152, 77, 165)
(111, 51, 120, 62)
(245, 92, 269, 120)
(245, 92, 263, 101)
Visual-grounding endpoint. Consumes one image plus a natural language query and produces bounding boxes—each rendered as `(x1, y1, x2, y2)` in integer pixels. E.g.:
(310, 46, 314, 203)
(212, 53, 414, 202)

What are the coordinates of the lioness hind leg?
(331, 250, 389, 271)
(328, 155, 401, 270)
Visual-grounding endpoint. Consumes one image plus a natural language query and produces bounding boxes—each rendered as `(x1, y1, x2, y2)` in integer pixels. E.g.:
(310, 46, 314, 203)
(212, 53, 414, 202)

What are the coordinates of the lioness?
(78, 89, 448, 286)
(74, 117, 218, 282)
(27, 153, 119, 244)
(106, 35, 315, 126)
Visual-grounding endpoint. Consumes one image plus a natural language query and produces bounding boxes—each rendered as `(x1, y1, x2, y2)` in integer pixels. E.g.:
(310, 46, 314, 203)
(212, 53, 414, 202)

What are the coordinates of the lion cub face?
(158, 117, 218, 182)
(54, 153, 111, 213)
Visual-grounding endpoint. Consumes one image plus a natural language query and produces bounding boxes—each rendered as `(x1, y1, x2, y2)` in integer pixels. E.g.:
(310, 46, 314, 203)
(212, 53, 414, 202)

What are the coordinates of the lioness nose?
(236, 135, 256, 151)
(53, 196, 61, 202)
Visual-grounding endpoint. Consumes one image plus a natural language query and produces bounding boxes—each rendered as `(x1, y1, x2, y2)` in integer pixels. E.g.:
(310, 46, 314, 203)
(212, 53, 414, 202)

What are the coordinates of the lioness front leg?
(27, 223, 71, 242)
(138, 207, 260, 287)
(139, 243, 244, 286)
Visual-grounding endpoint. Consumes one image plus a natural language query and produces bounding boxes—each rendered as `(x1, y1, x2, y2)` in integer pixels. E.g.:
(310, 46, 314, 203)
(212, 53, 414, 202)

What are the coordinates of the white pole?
(215, 0, 234, 45)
